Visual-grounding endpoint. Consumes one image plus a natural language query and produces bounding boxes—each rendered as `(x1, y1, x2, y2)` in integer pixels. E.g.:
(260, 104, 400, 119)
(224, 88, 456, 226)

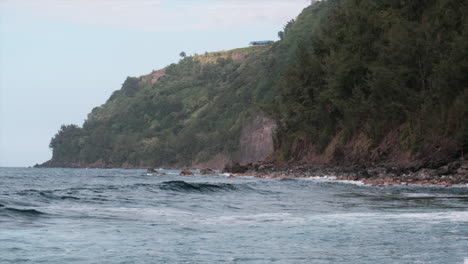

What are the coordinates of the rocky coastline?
(35, 157, 468, 187)
(225, 159, 468, 186)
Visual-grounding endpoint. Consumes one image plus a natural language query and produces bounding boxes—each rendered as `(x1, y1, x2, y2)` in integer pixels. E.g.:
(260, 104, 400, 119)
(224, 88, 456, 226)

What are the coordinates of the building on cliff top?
(249, 40, 274, 46)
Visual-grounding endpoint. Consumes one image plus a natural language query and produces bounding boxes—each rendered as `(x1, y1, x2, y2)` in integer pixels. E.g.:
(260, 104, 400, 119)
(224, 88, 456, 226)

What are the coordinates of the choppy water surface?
(1, 168, 467, 263)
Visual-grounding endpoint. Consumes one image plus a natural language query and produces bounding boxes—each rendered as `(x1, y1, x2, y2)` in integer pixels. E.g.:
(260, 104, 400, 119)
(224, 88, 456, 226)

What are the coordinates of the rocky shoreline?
(36, 157, 468, 187)
(225, 159, 468, 186)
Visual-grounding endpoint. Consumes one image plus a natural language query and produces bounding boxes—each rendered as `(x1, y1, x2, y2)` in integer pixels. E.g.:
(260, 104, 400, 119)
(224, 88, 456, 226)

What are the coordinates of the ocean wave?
(12, 180, 259, 199)
(0, 206, 45, 217)
(158, 181, 241, 193)
(17, 189, 82, 201)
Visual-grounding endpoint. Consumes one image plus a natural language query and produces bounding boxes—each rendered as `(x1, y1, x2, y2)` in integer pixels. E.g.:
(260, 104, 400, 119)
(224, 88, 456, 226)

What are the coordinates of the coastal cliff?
(40, 0, 467, 173)
(39, 46, 280, 169)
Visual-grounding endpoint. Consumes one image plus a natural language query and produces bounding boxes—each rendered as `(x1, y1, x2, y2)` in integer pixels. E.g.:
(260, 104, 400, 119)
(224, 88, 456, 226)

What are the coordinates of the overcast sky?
(0, 0, 310, 167)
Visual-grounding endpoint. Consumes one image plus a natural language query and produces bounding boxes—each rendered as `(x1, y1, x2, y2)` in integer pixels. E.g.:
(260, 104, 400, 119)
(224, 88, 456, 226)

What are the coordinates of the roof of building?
(249, 40, 274, 45)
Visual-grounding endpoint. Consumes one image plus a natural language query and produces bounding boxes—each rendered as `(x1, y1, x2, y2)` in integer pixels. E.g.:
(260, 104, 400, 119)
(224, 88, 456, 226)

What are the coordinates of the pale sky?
(0, 0, 310, 167)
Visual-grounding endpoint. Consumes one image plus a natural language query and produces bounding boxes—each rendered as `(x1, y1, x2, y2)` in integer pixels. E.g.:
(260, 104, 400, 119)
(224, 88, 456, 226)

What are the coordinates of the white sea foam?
(393, 211, 468, 221)
(50, 205, 193, 219)
(304, 175, 365, 186)
(403, 193, 468, 198)
(105, 207, 194, 217)
(316, 211, 468, 222)
(199, 213, 306, 225)
(199, 211, 468, 226)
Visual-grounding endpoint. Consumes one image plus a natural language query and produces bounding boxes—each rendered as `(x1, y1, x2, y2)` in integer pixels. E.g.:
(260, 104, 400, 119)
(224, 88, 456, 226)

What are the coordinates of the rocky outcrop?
(223, 162, 250, 174)
(179, 170, 194, 176)
(199, 168, 216, 175)
(141, 69, 165, 85)
(248, 158, 468, 186)
(239, 115, 276, 165)
(281, 124, 463, 172)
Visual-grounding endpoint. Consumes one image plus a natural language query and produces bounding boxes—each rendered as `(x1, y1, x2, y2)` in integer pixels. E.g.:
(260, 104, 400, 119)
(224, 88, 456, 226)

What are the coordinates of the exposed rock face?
(199, 168, 216, 175)
(239, 115, 277, 165)
(141, 69, 165, 85)
(179, 170, 194, 176)
(223, 162, 249, 174)
(250, 158, 468, 186)
(282, 124, 462, 171)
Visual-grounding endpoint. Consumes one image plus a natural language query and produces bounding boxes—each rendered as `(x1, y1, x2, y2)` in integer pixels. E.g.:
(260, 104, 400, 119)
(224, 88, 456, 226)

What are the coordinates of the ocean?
(1, 167, 467, 263)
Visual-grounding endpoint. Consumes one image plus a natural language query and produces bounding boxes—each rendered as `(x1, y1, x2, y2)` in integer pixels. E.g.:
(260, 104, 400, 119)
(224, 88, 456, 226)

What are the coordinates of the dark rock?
(223, 162, 249, 174)
(414, 169, 437, 180)
(199, 168, 216, 175)
(147, 168, 157, 173)
(180, 170, 194, 176)
(436, 165, 451, 176)
(448, 161, 461, 171)
(257, 163, 274, 171)
(460, 159, 468, 169)
(457, 168, 468, 175)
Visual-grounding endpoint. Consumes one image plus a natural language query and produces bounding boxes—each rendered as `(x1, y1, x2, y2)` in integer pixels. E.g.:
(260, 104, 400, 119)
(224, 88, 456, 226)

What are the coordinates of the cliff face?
(282, 128, 461, 171)
(239, 116, 276, 165)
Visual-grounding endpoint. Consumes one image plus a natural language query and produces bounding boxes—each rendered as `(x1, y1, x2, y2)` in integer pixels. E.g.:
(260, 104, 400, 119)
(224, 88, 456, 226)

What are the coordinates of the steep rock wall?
(239, 115, 277, 165)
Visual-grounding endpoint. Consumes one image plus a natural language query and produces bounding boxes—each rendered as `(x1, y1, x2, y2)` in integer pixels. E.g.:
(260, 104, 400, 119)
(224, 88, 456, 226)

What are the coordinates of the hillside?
(270, 0, 468, 170)
(42, 46, 276, 168)
(41, 0, 467, 170)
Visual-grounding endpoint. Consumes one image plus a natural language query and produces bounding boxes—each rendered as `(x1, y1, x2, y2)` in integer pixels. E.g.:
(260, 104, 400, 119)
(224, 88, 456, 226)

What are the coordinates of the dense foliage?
(49, 46, 282, 167)
(273, 0, 468, 159)
(48, 0, 467, 167)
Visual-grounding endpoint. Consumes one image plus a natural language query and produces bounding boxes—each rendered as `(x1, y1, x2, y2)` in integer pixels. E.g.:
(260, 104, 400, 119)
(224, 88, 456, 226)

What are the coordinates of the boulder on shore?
(223, 162, 249, 174)
(199, 168, 216, 175)
(180, 169, 194, 176)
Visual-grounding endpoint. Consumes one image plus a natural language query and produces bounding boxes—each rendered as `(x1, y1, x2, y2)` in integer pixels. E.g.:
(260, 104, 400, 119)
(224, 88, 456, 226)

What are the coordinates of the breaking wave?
(158, 181, 242, 193)
(0, 206, 45, 217)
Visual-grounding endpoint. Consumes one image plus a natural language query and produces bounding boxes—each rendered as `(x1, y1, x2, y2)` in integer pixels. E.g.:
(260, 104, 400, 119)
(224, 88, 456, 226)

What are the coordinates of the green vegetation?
(273, 0, 468, 159)
(49, 46, 282, 167)
(47, 0, 467, 167)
